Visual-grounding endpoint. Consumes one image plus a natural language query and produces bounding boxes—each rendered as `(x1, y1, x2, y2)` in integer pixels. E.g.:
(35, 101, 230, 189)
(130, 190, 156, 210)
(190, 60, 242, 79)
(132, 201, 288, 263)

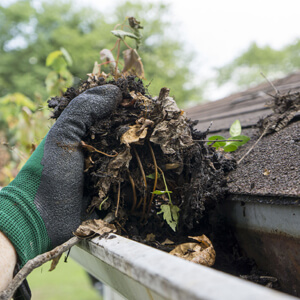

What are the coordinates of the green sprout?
(207, 120, 250, 152)
(149, 168, 180, 232)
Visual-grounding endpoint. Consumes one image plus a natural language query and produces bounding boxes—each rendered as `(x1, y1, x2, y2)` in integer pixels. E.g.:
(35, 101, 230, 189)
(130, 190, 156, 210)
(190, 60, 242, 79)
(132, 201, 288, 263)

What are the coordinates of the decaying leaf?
(92, 61, 101, 76)
(74, 219, 117, 239)
(129, 91, 152, 107)
(162, 238, 174, 245)
(170, 235, 216, 267)
(120, 117, 153, 146)
(122, 48, 145, 78)
(146, 233, 156, 242)
(150, 97, 193, 155)
(95, 147, 133, 203)
(121, 124, 148, 145)
(100, 49, 117, 70)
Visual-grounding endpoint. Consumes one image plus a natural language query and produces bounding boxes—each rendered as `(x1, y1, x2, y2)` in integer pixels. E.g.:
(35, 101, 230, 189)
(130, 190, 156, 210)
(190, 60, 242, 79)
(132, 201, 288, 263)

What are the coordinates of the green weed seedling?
(207, 120, 250, 152)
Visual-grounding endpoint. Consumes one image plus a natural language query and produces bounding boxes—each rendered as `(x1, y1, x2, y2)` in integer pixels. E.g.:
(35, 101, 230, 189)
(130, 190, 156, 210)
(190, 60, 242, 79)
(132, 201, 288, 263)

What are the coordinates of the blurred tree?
(216, 40, 300, 89)
(0, 0, 202, 107)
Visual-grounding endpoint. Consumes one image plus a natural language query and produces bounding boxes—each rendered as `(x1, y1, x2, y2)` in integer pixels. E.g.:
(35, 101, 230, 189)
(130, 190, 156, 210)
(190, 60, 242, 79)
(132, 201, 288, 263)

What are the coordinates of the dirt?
(48, 76, 235, 237)
(48, 75, 283, 290)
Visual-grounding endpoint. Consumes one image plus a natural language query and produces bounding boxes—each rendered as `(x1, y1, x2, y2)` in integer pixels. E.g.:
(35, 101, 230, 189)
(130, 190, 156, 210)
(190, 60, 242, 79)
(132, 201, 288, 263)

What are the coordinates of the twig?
(115, 181, 121, 218)
(127, 171, 137, 213)
(0, 237, 80, 300)
(237, 127, 269, 165)
(260, 72, 279, 95)
(81, 141, 118, 157)
(133, 147, 147, 213)
(147, 141, 158, 214)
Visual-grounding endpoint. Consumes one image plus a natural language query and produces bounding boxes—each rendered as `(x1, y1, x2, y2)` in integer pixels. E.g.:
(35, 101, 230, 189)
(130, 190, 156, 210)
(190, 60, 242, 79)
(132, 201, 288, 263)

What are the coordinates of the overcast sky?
(90, 0, 300, 99)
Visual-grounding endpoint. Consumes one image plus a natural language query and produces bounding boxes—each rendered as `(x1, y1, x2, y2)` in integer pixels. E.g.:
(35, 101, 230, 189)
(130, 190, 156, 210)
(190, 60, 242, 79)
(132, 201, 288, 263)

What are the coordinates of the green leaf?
(207, 135, 226, 149)
(146, 173, 161, 179)
(50, 56, 68, 73)
(223, 144, 238, 152)
(230, 120, 242, 137)
(46, 50, 63, 67)
(0, 93, 36, 111)
(230, 135, 250, 145)
(157, 204, 180, 231)
(152, 190, 172, 195)
(60, 47, 73, 66)
(111, 30, 139, 40)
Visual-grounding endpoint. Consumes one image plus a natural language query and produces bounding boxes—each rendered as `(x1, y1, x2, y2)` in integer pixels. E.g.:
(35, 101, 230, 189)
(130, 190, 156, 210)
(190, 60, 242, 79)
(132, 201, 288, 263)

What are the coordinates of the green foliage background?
(0, 0, 201, 106)
(216, 41, 300, 89)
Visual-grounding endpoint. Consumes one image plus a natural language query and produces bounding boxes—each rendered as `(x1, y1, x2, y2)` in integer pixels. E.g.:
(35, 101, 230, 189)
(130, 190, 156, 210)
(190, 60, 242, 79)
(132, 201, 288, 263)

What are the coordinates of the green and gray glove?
(0, 85, 122, 268)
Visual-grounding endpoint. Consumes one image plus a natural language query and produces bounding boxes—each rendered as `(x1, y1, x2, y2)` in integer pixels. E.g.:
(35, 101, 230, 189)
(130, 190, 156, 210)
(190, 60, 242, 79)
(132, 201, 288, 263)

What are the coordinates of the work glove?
(0, 85, 122, 299)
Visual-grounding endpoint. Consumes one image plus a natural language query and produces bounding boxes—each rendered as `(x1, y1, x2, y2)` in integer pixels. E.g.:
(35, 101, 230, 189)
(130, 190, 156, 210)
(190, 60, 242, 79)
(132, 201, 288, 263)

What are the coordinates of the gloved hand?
(0, 84, 122, 268)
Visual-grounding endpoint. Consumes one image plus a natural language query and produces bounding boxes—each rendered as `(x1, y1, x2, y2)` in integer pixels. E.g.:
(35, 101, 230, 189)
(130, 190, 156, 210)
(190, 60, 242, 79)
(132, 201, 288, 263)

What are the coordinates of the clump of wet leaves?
(48, 76, 235, 243)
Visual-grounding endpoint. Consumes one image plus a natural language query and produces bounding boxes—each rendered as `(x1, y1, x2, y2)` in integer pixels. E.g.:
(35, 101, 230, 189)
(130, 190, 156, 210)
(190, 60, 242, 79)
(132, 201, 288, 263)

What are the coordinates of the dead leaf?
(49, 254, 62, 272)
(130, 91, 153, 107)
(92, 61, 101, 76)
(146, 233, 156, 242)
(74, 219, 117, 239)
(263, 169, 270, 176)
(150, 96, 193, 156)
(162, 238, 174, 245)
(122, 48, 145, 78)
(120, 117, 153, 146)
(169, 235, 216, 267)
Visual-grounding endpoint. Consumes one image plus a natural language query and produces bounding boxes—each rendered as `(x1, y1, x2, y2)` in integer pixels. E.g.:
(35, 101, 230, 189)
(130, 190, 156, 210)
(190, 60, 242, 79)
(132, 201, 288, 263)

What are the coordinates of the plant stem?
(133, 147, 147, 215)
(115, 39, 121, 75)
(147, 141, 158, 214)
(115, 181, 121, 217)
(157, 166, 172, 204)
(127, 170, 137, 212)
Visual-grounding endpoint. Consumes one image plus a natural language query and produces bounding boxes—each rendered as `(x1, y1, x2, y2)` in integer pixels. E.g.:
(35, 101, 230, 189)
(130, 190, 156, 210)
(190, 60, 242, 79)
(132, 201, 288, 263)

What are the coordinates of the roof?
(185, 72, 300, 198)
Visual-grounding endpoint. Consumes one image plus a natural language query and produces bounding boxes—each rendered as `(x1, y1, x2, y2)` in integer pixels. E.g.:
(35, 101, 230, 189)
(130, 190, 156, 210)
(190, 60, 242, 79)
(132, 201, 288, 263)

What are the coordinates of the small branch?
(115, 181, 121, 218)
(0, 237, 80, 300)
(260, 72, 279, 95)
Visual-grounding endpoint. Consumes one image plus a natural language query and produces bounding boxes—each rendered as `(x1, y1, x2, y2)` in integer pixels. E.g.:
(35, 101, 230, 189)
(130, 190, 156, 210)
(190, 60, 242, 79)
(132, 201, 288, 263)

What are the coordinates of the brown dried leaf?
(120, 124, 147, 146)
(150, 96, 193, 155)
(74, 219, 117, 239)
(122, 48, 145, 78)
(120, 116, 153, 146)
(129, 91, 153, 107)
(162, 238, 174, 245)
(169, 235, 216, 267)
(146, 233, 156, 242)
(49, 253, 62, 272)
(92, 61, 101, 76)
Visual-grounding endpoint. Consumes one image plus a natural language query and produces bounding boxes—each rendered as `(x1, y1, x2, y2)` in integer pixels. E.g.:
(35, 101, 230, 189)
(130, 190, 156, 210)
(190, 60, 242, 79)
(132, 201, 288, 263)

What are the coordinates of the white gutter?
(70, 234, 297, 300)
